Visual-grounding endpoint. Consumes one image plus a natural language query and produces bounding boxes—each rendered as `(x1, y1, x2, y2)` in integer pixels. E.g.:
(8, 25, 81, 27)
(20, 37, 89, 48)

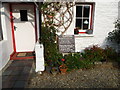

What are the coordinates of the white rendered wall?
(59, 1, 118, 52)
(0, 3, 13, 71)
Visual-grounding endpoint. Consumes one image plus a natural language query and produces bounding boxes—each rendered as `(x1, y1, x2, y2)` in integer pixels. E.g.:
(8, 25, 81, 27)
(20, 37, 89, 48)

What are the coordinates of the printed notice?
(58, 35, 75, 53)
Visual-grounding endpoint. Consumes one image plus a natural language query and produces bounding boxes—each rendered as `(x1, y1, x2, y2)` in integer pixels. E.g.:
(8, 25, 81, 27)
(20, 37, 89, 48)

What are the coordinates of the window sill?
(74, 34, 94, 37)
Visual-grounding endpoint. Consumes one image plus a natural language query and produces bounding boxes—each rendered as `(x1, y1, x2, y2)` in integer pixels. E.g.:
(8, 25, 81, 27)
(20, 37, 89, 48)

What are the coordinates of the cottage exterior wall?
(62, 1, 118, 52)
(0, 3, 13, 71)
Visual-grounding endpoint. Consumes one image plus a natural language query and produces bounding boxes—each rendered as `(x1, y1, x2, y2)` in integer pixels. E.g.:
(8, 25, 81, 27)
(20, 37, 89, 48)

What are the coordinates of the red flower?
(47, 15, 53, 18)
(61, 59, 65, 61)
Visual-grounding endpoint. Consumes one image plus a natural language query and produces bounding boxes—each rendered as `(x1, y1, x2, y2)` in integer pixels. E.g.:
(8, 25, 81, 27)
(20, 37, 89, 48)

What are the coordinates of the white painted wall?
(58, 1, 118, 52)
(0, 3, 13, 71)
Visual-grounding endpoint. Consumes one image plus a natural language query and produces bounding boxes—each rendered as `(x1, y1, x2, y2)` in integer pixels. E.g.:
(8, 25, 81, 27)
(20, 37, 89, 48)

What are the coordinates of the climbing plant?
(41, 2, 75, 35)
(40, 2, 75, 66)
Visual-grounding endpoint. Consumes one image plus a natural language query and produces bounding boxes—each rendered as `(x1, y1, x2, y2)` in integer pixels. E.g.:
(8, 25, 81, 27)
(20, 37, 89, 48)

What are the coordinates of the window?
(20, 10, 28, 21)
(0, 28, 3, 41)
(75, 4, 94, 35)
(0, 7, 3, 41)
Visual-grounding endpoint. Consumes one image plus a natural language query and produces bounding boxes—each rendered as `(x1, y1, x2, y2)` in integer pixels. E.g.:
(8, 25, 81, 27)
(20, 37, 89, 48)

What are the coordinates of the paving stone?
(2, 70, 12, 76)
(13, 81, 26, 88)
(10, 71, 21, 76)
(7, 76, 18, 81)
(2, 76, 9, 82)
(16, 75, 29, 81)
(5, 66, 16, 71)
(15, 67, 24, 71)
(2, 81, 15, 88)
(2, 59, 34, 88)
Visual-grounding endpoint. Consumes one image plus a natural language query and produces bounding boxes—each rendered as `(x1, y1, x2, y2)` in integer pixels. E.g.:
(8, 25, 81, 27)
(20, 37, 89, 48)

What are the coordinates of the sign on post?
(58, 35, 75, 53)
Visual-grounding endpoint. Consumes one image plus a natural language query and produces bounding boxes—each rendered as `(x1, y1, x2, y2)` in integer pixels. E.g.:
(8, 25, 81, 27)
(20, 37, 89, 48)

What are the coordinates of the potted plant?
(51, 66, 59, 76)
(86, 29, 93, 34)
(59, 64, 68, 74)
(58, 58, 68, 74)
(74, 28, 79, 34)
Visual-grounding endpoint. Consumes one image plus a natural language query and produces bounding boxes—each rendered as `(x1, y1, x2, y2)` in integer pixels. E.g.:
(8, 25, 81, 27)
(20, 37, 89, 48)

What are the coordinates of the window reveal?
(20, 10, 28, 21)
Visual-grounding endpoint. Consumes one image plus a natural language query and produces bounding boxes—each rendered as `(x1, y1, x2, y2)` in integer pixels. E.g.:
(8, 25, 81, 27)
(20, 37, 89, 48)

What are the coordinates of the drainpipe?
(38, 2, 42, 43)
(34, 2, 45, 74)
(34, 2, 42, 43)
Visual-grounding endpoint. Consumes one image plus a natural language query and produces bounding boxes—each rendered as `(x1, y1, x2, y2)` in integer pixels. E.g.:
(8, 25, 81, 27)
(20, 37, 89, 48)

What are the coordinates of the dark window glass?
(83, 19, 89, 29)
(0, 29, 3, 41)
(83, 6, 90, 17)
(76, 19, 82, 29)
(20, 10, 28, 21)
(76, 6, 82, 17)
(0, 12, 3, 41)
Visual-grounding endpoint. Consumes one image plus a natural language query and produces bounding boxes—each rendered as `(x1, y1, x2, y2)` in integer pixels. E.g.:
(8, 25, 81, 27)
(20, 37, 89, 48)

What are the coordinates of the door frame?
(10, 3, 37, 53)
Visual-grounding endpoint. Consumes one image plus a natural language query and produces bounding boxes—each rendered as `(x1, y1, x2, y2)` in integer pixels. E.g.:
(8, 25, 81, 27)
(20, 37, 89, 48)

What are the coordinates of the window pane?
(76, 19, 82, 29)
(0, 29, 3, 41)
(83, 6, 90, 17)
(0, 10, 3, 41)
(83, 19, 89, 29)
(20, 10, 28, 21)
(76, 6, 82, 17)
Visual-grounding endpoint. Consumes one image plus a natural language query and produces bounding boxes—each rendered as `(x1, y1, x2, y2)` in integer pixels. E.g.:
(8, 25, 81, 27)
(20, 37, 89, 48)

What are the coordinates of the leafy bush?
(41, 25, 63, 67)
(81, 45, 106, 62)
(64, 52, 95, 71)
(79, 59, 94, 69)
(64, 53, 81, 71)
(61, 45, 119, 71)
(103, 46, 117, 61)
(108, 19, 120, 44)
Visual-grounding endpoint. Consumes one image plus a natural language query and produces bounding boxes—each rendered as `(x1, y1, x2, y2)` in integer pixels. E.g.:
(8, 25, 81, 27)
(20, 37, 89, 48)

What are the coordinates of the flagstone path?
(1, 59, 34, 88)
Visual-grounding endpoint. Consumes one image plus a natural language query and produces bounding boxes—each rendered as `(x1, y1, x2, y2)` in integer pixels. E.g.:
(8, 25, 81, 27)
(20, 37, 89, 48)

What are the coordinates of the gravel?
(26, 62, 120, 88)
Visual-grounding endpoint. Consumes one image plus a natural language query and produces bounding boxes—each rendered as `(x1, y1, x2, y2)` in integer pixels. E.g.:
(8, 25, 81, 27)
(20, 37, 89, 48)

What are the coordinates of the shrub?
(108, 19, 120, 44)
(103, 46, 117, 61)
(64, 52, 95, 71)
(81, 45, 106, 62)
(63, 45, 119, 71)
(64, 53, 81, 71)
(79, 59, 94, 69)
(41, 26, 63, 67)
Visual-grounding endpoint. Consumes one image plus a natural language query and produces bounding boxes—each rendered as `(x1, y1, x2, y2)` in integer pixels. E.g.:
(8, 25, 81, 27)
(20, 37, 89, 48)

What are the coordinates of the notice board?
(58, 35, 75, 53)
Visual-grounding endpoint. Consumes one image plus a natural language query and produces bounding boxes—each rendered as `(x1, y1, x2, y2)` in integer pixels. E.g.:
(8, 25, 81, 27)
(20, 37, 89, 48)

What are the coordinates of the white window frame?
(76, 4, 91, 30)
(74, 3, 94, 36)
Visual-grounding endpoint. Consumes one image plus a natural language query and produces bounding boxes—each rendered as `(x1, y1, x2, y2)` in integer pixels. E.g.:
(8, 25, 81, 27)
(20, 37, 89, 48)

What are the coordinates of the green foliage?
(79, 59, 94, 69)
(103, 46, 117, 61)
(64, 52, 95, 71)
(64, 45, 119, 71)
(116, 57, 120, 63)
(108, 19, 120, 44)
(64, 53, 81, 71)
(41, 3, 63, 67)
(81, 45, 106, 62)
